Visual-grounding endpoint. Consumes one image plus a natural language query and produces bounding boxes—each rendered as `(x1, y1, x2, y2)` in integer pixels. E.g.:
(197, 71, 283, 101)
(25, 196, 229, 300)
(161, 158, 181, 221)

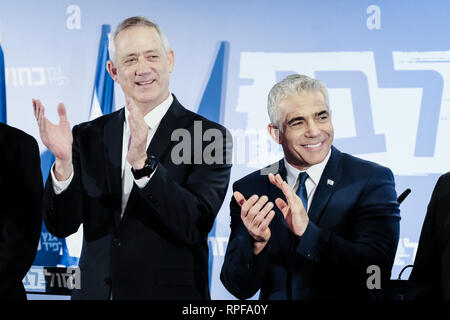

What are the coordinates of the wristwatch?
(131, 155, 158, 179)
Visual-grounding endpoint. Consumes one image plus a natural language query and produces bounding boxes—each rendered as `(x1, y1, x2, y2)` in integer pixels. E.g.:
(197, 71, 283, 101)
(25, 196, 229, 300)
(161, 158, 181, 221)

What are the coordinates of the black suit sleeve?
(408, 173, 450, 299)
(220, 183, 272, 299)
(138, 126, 232, 245)
(0, 133, 43, 294)
(43, 125, 83, 238)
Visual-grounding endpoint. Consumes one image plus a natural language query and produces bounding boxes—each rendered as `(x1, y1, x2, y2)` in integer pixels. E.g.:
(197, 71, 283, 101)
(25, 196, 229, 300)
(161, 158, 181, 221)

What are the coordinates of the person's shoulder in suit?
(427, 171, 450, 229)
(233, 147, 395, 192)
(175, 99, 230, 136)
(433, 171, 450, 195)
(0, 122, 39, 147)
(73, 108, 122, 133)
(0, 123, 40, 166)
(232, 160, 282, 197)
(337, 147, 395, 179)
(170, 97, 233, 161)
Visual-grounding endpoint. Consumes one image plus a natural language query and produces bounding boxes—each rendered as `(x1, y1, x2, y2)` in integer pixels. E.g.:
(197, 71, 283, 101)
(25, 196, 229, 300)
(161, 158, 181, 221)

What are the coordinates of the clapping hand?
(32, 99, 73, 181)
(125, 98, 148, 170)
(268, 173, 309, 237)
(234, 191, 276, 255)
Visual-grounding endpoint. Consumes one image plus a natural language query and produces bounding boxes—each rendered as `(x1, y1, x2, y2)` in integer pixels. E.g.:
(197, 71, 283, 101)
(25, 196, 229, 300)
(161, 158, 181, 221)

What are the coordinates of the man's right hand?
(33, 99, 73, 181)
(233, 191, 275, 255)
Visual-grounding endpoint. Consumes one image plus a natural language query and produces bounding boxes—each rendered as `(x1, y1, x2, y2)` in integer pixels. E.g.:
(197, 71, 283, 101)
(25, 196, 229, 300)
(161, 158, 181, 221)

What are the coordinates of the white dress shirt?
(284, 149, 331, 212)
(51, 93, 174, 218)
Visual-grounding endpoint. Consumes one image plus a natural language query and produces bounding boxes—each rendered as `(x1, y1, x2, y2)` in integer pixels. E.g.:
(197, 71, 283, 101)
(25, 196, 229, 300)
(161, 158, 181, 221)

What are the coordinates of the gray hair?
(267, 74, 329, 130)
(108, 16, 171, 62)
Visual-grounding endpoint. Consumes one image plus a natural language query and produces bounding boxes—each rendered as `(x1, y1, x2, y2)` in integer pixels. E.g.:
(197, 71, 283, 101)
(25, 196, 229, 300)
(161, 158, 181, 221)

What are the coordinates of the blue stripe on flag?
(0, 45, 7, 123)
(197, 42, 228, 124)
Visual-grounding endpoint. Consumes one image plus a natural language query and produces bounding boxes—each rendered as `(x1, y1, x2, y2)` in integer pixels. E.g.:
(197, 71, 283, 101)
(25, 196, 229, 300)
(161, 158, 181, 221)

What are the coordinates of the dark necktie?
(296, 172, 309, 211)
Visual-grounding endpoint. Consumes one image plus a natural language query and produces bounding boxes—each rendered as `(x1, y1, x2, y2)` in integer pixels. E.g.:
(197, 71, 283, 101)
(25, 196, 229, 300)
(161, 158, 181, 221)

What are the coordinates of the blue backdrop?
(1, 0, 448, 299)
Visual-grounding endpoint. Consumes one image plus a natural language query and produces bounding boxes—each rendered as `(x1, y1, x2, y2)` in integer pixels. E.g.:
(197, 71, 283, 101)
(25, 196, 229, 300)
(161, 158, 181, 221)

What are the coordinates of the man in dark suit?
(0, 123, 42, 299)
(407, 173, 450, 299)
(33, 16, 231, 299)
(220, 74, 400, 300)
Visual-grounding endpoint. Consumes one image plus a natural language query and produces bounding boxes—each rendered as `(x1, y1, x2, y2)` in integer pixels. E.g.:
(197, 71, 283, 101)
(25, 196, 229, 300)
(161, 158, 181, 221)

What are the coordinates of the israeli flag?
(89, 24, 115, 120)
(60, 24, 115, 266)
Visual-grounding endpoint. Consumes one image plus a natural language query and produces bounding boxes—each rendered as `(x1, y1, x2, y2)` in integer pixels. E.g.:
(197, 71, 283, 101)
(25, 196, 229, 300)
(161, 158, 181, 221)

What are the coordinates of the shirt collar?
(284, 148, 331, 187)
(124, 92, 173, 131)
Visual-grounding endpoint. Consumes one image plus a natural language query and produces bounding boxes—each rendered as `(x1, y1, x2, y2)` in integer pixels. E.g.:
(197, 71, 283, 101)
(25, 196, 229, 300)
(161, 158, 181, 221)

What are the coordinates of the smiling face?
(107, 25, 174, 113)
(270, 90, 334, 170)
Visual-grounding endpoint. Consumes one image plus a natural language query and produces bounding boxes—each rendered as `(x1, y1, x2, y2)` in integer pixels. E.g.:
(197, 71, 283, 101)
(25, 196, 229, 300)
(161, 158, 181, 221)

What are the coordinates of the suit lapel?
(146, 95, 188, 160)
(307, 146, 342, 224)
(103, 109, 125, 228)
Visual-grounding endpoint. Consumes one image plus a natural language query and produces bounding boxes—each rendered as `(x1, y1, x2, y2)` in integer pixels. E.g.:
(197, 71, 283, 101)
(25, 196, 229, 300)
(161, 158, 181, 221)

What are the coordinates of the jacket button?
(113, 238, 121, 247)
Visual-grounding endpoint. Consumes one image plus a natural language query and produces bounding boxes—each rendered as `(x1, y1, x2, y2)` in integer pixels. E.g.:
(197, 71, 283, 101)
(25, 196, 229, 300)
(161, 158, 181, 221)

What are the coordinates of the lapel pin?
(327, 179, 334, 186)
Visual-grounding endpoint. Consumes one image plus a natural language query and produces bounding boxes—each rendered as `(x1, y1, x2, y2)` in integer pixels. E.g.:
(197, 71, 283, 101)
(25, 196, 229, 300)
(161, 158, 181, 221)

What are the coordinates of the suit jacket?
(221, 146, 400, 300)
(43, 96, 232, 300)
(0, 123, 43, 300)
(407, 172, 450, 299)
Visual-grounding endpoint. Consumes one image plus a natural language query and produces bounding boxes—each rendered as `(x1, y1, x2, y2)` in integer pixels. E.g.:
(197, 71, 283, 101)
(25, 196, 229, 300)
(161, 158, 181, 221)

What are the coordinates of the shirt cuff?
(134, 165, 157, 189)
(51, 163, 74, 195)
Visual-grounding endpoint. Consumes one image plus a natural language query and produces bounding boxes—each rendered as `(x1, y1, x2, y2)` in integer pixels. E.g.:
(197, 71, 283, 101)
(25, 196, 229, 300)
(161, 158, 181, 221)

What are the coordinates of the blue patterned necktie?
(296, 172, 309, 211)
